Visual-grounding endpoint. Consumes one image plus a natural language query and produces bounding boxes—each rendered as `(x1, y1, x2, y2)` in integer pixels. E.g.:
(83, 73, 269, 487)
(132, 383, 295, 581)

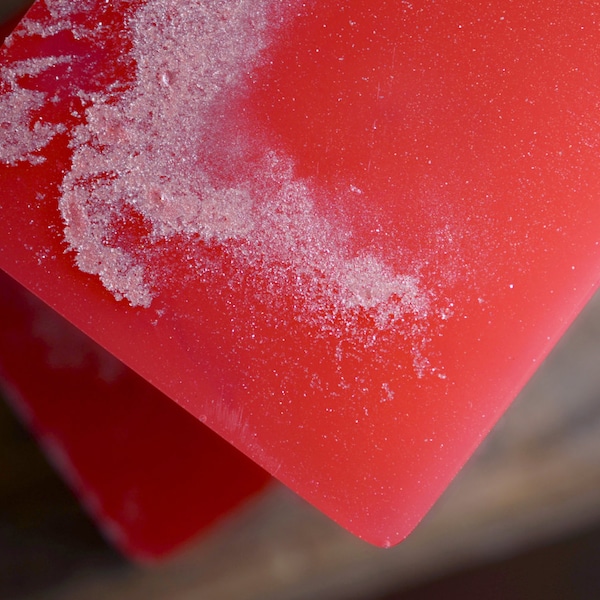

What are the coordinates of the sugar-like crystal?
(1, 0, 447, 373)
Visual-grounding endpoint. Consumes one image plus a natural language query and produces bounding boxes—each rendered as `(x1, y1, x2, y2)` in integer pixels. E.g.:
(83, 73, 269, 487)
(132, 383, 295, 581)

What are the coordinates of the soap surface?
(2, 0, 600, 546)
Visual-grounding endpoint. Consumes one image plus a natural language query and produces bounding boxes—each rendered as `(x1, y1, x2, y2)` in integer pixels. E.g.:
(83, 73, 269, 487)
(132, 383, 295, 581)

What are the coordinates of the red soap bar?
(2, 0, 600, 548)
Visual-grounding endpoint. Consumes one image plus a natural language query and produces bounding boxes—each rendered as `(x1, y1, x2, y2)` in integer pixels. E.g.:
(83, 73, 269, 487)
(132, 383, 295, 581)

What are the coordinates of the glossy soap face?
(2, 0, 600, 546)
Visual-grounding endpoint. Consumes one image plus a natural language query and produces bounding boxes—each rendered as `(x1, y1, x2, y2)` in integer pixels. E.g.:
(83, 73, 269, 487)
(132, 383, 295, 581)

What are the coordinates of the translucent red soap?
(2, 0, 600, 548)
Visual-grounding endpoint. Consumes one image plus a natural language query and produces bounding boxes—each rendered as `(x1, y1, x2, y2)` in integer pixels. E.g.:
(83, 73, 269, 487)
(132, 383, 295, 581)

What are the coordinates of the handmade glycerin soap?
(2, 0, 600, 548)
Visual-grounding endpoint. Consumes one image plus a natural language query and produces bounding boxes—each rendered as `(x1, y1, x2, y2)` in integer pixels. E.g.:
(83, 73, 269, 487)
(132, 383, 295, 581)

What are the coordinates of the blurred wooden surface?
(0, 0, 32, 27)
(2, 288, 600, 600)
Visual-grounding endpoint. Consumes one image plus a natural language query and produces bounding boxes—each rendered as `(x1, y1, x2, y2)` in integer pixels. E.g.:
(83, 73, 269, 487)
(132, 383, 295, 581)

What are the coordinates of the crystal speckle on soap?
(0, 0, 462, 377)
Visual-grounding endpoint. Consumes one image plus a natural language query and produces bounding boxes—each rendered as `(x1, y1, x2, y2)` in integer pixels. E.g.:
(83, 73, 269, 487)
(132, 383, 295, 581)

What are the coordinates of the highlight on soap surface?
(3, 0, 600, 547)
